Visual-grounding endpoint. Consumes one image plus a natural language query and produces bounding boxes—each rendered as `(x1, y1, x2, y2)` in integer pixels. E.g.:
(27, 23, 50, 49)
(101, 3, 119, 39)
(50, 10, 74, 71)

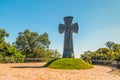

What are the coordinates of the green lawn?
(44, 58, 93, 70)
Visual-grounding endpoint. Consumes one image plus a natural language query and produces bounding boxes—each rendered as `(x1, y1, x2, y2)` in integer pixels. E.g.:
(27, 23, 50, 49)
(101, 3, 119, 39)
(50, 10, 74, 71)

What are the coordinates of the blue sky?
(0, 0, 120, 57)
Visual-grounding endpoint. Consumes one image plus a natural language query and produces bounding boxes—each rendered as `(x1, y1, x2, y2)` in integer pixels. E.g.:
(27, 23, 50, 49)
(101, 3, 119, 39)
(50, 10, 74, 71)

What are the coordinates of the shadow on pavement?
(11, 66, 44, 68)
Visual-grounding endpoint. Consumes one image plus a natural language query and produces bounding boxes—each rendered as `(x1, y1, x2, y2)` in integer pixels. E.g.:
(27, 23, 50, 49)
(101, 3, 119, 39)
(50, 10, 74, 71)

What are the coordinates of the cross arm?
(71, 23, 79, 33)
(59, 24, 66, 34)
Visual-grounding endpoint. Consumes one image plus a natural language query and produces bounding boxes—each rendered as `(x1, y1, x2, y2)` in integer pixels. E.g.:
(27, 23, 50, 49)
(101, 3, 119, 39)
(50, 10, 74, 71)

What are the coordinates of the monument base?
(62, 51, 74, 58)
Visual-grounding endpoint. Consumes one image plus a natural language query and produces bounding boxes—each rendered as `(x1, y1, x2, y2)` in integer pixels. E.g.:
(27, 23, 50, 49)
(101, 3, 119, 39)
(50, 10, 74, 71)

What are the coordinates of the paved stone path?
(0, 63, 120, 80)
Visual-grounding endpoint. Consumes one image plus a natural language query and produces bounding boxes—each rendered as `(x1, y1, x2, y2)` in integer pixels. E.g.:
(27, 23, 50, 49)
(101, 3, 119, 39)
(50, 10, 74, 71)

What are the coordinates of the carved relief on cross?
(59, 16, 79, 58)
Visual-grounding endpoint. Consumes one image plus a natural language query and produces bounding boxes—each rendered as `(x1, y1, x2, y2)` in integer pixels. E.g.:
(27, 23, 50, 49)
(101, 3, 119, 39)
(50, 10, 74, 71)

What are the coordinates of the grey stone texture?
(59, 16, 79, 58)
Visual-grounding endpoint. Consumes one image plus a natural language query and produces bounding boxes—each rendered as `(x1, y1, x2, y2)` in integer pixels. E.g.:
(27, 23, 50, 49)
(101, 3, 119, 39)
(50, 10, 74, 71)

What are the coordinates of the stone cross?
(59, 16, 79, 58)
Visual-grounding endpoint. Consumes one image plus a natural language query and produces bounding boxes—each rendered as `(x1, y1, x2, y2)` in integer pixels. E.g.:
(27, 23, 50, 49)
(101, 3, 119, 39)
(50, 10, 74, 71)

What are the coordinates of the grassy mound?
(44, 58, 93, 70)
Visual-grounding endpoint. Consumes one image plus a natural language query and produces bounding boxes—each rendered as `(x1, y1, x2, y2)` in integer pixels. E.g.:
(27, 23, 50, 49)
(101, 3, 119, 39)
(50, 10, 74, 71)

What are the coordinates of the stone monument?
(59, 16, 79, 58)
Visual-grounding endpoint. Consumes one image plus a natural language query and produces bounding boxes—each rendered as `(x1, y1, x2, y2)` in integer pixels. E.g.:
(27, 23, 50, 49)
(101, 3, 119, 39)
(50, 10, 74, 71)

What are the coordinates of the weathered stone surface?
(59, 16, 79, 58)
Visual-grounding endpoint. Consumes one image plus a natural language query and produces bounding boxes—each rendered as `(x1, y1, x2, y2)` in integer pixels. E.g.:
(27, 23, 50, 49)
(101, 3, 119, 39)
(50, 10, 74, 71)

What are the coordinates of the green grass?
(44, 58, 93, 70)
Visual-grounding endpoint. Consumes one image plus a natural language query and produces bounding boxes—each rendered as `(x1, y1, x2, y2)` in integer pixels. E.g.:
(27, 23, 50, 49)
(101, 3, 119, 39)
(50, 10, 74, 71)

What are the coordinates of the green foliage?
(0, 45, 25, 63)
(81, 51, 92, 64)
(105, 41, 115, 50)
(44, 58, 58, 67)
(0, 29, 9, 43)
(44, 58, 93, 70)
(15, 29, 53, 58)
(16, 29, 50, 50)
(0, 29, 9, 57)
(0, 29, 25, 63)
(95, 48, 111, 60)
(0, 28, 60, 63)
(112, 51, 120, 61)
(81, 41, 120, 63)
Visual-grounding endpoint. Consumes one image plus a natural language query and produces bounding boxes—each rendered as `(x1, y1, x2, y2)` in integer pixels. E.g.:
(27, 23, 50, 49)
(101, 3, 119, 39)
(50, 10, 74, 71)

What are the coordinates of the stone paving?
(0, 62, 120, 80)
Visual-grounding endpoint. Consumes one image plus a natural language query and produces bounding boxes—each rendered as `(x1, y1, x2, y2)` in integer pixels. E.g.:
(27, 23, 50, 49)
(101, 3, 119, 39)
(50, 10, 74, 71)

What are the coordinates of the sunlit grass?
(44, 58, 93, 70)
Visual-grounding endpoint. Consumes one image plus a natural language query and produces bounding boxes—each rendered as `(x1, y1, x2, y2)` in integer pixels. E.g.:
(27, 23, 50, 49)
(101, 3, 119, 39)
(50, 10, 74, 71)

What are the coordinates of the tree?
(0, 29, 25, 63)
(15, 29, 51, 58)
(0, 29, 9, 57)
(95, 48, 111, 60)
(105, 41, 115, 50)
(112, 44, 120, 52)
(81, 41, 120, 64)
(105, 41, 120, 60)
(81, 50, 93, 64)
(0, 29, 9, 43)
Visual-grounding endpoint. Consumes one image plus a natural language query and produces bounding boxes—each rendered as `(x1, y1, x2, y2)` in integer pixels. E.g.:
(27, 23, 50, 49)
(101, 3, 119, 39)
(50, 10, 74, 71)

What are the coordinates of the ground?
(0, 62, 120, 80)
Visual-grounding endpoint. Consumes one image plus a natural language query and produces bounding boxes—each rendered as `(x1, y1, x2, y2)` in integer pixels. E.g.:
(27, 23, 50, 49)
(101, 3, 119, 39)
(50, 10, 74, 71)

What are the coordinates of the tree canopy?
(14, 29, 60, 58)
(81, 41, 120, 63)
(0, 28, 61, 63)
(0, 29, 9, 43)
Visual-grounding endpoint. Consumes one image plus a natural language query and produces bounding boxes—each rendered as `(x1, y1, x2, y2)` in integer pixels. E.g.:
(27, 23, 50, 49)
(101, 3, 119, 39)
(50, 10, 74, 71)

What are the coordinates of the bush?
(0, 46, 25, 63)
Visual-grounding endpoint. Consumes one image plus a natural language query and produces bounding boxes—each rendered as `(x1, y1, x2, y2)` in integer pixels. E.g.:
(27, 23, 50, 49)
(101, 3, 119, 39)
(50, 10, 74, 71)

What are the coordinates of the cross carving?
(59, 16, 79, 58)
